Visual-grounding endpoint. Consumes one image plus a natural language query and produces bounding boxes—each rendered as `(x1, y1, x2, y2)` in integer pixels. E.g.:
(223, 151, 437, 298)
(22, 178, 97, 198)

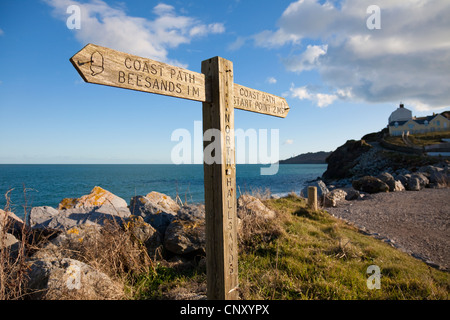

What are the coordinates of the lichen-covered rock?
(58, 186, 127, 210)
(163, 205, 206, 256)
(324, 189, 348, 207)
(130, 192, 180, 236)
(123, 215, 161, 256)
(145, 191, 180, 213)
(26, 257, 124, 300)
(237, 194, 276, 220)
(30, 187, 130, 231)
(30, 205, 130, 230)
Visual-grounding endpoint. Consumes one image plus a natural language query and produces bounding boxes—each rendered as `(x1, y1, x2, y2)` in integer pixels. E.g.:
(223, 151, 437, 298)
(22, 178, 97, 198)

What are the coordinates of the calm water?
(0, 164, 326, 217)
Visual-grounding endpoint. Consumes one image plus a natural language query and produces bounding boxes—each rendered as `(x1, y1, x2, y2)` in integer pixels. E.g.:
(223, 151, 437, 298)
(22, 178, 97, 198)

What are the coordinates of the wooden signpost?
(70, 43, 290, 300)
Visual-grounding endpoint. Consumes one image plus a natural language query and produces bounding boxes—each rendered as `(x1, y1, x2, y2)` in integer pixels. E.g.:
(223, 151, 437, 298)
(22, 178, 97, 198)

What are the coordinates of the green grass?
(384, 135, 407, 147)
(238, 195, 449, 299)
(128, 195, 449, 300)
(408, 132, 450, 146)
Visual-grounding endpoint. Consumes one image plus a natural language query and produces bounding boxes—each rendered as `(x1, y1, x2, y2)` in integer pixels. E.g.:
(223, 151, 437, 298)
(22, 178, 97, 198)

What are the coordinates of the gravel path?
(325, 188, 450, 271)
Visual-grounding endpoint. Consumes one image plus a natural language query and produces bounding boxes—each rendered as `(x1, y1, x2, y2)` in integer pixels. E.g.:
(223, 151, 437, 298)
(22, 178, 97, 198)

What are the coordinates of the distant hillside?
(280, 151, 331, 164)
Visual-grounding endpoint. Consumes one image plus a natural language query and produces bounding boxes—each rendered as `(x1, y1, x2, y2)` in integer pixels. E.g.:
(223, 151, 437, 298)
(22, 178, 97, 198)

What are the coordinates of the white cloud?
(289, 85, 337, 108)
(45, 0, 225, 66)
(189, 23, 225, 37)
(284, 139, 294, 145)
(283, 44, 328, 72)
(266, 77, 277, 84)
(252, 0, 450, 110)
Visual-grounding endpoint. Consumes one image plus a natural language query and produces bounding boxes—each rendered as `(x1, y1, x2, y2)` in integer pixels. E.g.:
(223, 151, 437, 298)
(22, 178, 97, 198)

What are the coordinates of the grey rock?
(164, 208, 206, 256)
(177, 204, 206, 221)
(29, 206, 60, 229)
(396, 174, 410, 189)
(407, 177, 421, 191)
(394, 180, 406, 192)
(324, 189, 348, 207)
(0, 209, 24, 233)
(26, 257, 123, 300)
(352, 176, 389, 194)
(377, 172, 396, 192)
(345, 189, 361, 201)
(0, 232, 20, 260)
(30, 205, 131, 230)
(406, 173, 429, 191)
(124, 216, 161, 256)
(417, 165, 444, 175)
(237, 194, 276, 220)
(429, 171, 449, 188)
(301, 180, 329, 198)
(130, 193, 180, 236)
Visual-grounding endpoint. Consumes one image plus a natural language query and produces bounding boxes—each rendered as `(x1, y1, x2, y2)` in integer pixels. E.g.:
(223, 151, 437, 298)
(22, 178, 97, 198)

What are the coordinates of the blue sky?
(0, 0, 449, 164)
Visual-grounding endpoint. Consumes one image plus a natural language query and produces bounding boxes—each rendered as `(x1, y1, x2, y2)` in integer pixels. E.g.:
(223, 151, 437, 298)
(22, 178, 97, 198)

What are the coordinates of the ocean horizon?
(0, 164, 327, 218)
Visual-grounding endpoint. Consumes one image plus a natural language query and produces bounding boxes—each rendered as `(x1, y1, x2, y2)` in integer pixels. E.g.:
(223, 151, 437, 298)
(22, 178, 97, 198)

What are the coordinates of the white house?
(388, 103, 412, 124)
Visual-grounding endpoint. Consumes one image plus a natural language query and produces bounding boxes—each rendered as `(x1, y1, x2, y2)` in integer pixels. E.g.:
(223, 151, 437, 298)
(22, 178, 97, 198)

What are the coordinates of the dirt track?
(325, 188, 450, 270)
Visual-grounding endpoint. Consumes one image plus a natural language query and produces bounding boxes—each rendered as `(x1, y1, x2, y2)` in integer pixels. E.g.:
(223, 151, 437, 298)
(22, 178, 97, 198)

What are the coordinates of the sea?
(0, 164, 327, 218)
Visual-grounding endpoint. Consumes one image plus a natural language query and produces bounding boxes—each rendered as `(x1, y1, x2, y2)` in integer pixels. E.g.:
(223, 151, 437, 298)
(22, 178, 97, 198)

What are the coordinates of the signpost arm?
(202, 57, 239, 300)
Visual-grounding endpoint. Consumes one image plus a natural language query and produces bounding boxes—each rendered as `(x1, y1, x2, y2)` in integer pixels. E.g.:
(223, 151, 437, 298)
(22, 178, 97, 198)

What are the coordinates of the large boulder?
(323, 189, 348, 207)
(301, 180, 329, 199)
(130, 192, 180, 236)
(345, 189, 361, 201)
(29, 187, 130, 231)
(237, 194, 276, 220)
(352, 176, 389, 194)
(394, 180, 406, 192)
(0, 209, 25, 237)
(58, 186, 127, 210)
(26, 257, 123, 300)
(395, 173, 429, 191)
(377, 172, 396, 192)
(429, 171, 449, 188)
(123, 215, 162, 256)
(30, 206, 130, 230)
(163, 205, 206, 256)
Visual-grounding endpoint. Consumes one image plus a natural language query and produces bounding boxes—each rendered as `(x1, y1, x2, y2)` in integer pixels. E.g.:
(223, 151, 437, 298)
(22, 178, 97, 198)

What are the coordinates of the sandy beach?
(325, 188, 450, 270)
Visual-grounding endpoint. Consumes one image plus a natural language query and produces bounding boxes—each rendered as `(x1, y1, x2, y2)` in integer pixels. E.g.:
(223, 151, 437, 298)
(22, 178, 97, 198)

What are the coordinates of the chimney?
(399, 103, 404, 108)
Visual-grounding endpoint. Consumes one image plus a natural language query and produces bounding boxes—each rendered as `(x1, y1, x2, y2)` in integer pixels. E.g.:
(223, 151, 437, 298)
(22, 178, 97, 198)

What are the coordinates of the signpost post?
(70, 43, 289, 300)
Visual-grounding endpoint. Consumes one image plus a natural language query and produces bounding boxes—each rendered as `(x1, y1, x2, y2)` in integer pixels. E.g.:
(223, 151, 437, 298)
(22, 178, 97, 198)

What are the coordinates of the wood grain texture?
(233, 83, 290, 118)
(70, 43, 207, 102)
(202, 56, 239, 300)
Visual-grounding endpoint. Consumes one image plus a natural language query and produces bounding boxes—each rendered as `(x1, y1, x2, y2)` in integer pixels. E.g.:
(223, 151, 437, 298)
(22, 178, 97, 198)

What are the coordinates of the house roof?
(413, 115, 435, 125)
(389, 110, 450, 128)
(441, 111, 450, 119)
(388, 120, 408, 126)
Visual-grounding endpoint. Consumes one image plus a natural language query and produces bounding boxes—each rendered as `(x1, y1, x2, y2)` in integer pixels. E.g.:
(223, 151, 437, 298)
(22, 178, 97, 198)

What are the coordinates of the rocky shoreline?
(0, 186, 276, 299)
(306, 142, 450, 272)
